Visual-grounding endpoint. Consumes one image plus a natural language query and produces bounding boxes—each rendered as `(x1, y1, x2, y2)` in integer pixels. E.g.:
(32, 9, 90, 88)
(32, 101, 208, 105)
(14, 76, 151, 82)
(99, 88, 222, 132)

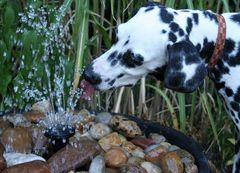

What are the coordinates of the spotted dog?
(83, 2, 240, 172)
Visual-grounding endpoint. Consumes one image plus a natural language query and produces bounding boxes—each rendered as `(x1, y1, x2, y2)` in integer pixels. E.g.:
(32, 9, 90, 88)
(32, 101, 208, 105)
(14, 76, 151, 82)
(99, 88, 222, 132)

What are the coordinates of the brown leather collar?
(208, 14, 227, 67)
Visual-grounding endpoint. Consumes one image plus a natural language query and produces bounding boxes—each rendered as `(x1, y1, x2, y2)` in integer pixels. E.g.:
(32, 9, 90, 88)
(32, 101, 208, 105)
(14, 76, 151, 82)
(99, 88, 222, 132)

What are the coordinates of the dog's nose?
(83, 65, 102, 85)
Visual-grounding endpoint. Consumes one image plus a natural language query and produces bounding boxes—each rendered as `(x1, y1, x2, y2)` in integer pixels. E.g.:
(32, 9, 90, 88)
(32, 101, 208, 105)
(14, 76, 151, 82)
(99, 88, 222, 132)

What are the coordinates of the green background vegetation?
(0, 0, 239, 171)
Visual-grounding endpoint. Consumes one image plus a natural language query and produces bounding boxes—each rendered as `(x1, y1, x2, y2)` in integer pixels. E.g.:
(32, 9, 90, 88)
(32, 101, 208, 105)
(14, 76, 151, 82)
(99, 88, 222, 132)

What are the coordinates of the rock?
(174, 149, 195, 165)
(159, 142, 172, 149)
(185, 163, 198, 173)
(89, 123, 112, 139)
(98, 132, 122, 151)
(149, 133, 166, 144)
(144, 146, 168, 161)
(141, 161, 162, 173)
(110, 116, 142, 138)
(1, 127, 32, 153)
(144, 144, 162, 153)
(131, 147, 145, 158)
(96, 112, 112, 124)
(105, 147, 128, 168)
(131, 137, 155, 149)
(89, 155, 105, 173)
(0, 119, 13, 135)
(127, 157, 145, 165)
(31, 126, 49, 155)
(6, 114, 31, 127)
(32, 100, 51, 114)
(106, 168, 120, 173)
(169, 145, 180, 151)
(159, 152, 184, 173)
(74, 109, 95, 123)
(2, 160, 51, 173)
(119, 164, 147, 173)
(0, 143, 6, 171)
(122, 141, 137, 154)
(47, 139, 101, 173)
(24, 111, 45, 123)
(4, 153, 45, 167)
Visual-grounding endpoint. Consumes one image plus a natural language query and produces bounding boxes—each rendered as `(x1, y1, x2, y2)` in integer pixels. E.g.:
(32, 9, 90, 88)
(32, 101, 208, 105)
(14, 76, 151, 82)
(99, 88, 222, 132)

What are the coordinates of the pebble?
(144, 144, 162, 153)
(89, 123, 112, 140)
(185, 163, 198, 173)
(1, 127, 32, 153)
(32, 100, 51, 114)
(4, 153, 45, 167)
(144, 146, 168, 161)
(96, 112, 112, 124)
(106, 168, 120, 173)
(131, 147, 145, 158)
(31, 126, 49, 155)
(110, 115, 142, 138)
(6, 114, 31, 127)
(98, 132, 122, 151)
(105, 147, 128, 167)
(159, 152, 184, 173)
(89, 155, 105, 173)
(127, 157, 144, 165)
(23, 111, 45, 123)
(122, 141, 137, 154)
(2, 160, 51, 173)
(149, 133, 166, 144)
(141, 161, 162, 173)
(131, 137, 155, 149)
(174, 149, 195, 165)
(0, 119, 13, 135)
(119, 164, 147, 173)
(159, 142, 172, 149)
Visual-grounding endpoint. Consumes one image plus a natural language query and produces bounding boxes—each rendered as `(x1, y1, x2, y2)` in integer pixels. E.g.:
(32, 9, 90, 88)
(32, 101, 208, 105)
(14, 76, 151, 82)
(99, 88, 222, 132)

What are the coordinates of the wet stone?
(110, 115, 142, 138)
(0, 143, 6, 171)
(6, 114, 31, 127)
(149, 133, 166, 144)
(131, 147, 145, 158)
(144, 144, 162, 153)
(144, 146, 168, 162)
(0, 119, 13, 135)
(31, 126, 49, 155)
(4, 153, 45, 167)
(127, 157, 144, 166)
(24, 111, 45, 123)
(185, 163, 198, 173)
(174, 149, 195, 165)
(1, 127, 32, 153)
(32, 100, 51, 114)
(141, 161, 162, 173)
(131, 137, 155, 149)
(122, 141, 138, 154)
(2, 160, 51, 173)
(96, 112, 113, 124)
(159, 152, 184, 173)
(105, 147, 128, 168)
(89, 155, 105, 173)
(89, 123, 112, 140)
(106, 168, 121, 173)
(119, 164, 147, 173)
(98, 132, 122, 151)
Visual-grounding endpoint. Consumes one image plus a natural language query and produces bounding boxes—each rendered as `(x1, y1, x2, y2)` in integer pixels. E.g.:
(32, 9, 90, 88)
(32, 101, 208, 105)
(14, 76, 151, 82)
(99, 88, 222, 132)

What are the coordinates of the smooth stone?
(144, 144, 162, 153)
(98, 132, 122, 151)
(131, 148, 145, 158)
(1, 127, 32, 153)
(149, 133, 166, 144)
(4, 153, 45, 167)
(31, 126, 49, 155)
(141, 161, 162, 173)
(110, 115, 142, 138)
(2, 160, 51, 173)
(185, 163, 198, 173)
(0, 119, 13, 135)
(89, 155, 105, 173)
(74, 109, 95, 123)
(96, 112, 112, 124)
(6, 114, 31, 127)
(127, 157, 144, 166)
(105, 148, 128, 168)
(0, 143, 6, 171)
(131, 137, 155, 149)
(106, 168, 120, 173)
(122, 141, 137, 154)
(32, 100, 51, 114)
(174, 149, 195, 165)
(159, 142, 171, 149)
(47, 139, 101, 173)
(23, 111, 45, 123)
(119, 164, 147, 173)
(144, 146, 168, 162)
(169, 145, 180, 151)
(159, 152, 184, 173)
(89, 123, 112, 140)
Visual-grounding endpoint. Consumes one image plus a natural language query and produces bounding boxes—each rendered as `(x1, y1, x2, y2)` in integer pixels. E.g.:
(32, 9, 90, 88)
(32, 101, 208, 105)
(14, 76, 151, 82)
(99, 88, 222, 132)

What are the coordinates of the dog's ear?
(163, 40, 207, 93)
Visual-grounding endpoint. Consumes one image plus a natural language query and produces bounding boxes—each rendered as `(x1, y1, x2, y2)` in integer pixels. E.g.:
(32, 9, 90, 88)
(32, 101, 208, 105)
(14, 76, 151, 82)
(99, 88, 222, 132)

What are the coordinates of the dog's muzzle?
(83, 65, 102, 87)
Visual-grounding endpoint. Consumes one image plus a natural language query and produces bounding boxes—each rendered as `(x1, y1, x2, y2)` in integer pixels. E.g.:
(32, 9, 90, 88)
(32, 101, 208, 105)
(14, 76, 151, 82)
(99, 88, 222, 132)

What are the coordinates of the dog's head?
(83, 3, 207, 93)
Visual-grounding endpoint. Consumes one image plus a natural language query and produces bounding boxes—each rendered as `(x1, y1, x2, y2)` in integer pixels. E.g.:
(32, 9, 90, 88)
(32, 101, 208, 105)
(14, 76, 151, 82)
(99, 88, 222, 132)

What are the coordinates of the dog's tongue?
(80, 80, 95, 99)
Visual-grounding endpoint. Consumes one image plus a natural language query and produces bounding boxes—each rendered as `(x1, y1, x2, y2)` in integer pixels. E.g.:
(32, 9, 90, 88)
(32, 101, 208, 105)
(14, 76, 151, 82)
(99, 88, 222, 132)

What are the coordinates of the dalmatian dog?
(82, 2, 240, 172)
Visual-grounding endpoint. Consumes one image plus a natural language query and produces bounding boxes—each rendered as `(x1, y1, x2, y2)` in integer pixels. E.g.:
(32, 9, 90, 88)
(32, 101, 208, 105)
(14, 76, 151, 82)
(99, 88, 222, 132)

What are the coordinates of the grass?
(0, 0, 238, 171)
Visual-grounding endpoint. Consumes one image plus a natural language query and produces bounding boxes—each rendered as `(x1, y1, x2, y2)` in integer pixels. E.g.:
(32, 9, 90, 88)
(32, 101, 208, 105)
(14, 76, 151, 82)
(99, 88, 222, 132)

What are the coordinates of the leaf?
(227, 138, 235, 145)
(4, 6, 15, 27)
(0, 65, 12, 96)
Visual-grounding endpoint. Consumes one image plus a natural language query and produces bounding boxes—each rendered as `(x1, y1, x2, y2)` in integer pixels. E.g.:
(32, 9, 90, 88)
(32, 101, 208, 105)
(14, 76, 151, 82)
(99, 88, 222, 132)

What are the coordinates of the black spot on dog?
(235, 118, 239, 124)
(235, 87, 240, 102)
(186, 17, 193, 34)
(162, 29, 167, 33)
(124, 39, 129, 46)
(224, 39, 235, 53)
(105, 78, 110, 82)
(215, 81, 225, 90)
(117, 73, 124, 78)
(145, 6, 154, 12)
(231, 101, 240, 111)
(174, 11, 178, 15)
(107, 51, 118, 61)
(111, 59, 118, 66)
(192, 13, 199, 25)
(168, 32, 177, 42)
(179, 29, 184, 36)
(121, 50, 144, 68)
(170, 22, 179, 32)
(203, 11, 218, 23)
(160, 8, 174, 23)
(165, 72, 186, 89)
(227, 55, 240, 67)
(109, 79, 116, 86)
(225, 87, 234, 97)
(200, 38, 215, 60)
(231, 14, 240, 24)
(149, 65, 167, 81)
